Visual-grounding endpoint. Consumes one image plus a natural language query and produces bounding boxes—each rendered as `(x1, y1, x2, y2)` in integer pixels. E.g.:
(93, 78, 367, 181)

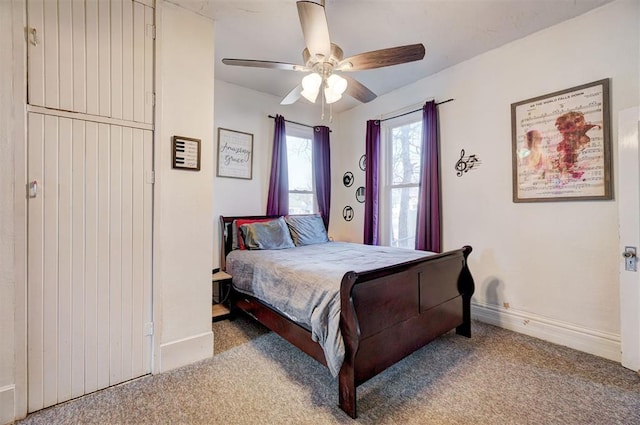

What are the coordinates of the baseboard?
(471, 301, 621, 362)
(0, 385, 15, 425)
(158, 331, 214, 373)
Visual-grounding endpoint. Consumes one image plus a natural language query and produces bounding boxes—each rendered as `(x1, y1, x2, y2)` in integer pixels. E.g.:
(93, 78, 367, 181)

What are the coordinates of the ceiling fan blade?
(281, 85, 303, 105)
(342, 75, 377, 103)
(222, 58, 307, 72)
(297, 1, 331, 60)
(337, 44, 426, 71)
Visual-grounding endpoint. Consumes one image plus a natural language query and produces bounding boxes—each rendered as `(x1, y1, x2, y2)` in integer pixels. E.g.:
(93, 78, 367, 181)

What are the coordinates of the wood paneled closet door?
(26, 0, 155, 413)
(27, 0, 154, 123)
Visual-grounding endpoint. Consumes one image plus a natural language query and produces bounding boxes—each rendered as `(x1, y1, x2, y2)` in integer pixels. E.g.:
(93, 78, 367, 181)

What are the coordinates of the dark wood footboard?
(219, 215, 474, 419)
(338, 246, 474, 418)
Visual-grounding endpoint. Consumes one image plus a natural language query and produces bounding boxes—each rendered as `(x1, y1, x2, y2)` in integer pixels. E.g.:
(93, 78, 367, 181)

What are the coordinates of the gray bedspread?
(226, 241, 433, 377)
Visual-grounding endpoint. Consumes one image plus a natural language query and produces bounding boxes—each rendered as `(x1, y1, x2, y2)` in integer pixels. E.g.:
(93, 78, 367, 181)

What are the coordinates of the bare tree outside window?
(388, 120, 422, 248)
(287, 132, 316, 214)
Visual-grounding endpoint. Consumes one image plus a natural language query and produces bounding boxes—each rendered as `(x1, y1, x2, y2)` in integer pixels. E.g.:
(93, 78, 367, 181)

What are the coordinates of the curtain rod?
(268, 115, 332, 132)
(379, 98, 454, 123)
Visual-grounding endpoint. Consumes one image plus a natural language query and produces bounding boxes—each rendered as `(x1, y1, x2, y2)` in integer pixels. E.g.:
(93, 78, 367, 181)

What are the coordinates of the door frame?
(618, 106, 640, 372)
(12, 0, 29, 420)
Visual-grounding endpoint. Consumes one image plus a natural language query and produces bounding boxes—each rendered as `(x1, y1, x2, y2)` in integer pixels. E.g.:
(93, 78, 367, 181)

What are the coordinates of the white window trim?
(285, 123, 318, 214)
(380, 113, 422, 247)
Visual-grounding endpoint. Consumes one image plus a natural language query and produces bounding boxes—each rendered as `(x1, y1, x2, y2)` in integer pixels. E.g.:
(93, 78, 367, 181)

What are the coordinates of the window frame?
(285, 123, 317, 215)
(380, 113, 423, 248)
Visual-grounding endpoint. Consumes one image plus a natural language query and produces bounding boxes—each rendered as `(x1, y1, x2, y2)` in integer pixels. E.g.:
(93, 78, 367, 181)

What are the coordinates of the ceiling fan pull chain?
(321, 86, 326, 121)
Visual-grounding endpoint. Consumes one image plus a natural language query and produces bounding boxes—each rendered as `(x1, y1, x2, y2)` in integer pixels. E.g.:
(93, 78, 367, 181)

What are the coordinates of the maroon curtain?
(313, 126, 331, 229)
(266, 115, 289, 215)
(415, 101, 441, 252)
(363, 120, 380, 245)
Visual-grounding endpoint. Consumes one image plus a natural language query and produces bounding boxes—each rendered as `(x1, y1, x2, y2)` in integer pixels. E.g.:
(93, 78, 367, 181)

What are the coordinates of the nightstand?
(212, 270, 232, 321)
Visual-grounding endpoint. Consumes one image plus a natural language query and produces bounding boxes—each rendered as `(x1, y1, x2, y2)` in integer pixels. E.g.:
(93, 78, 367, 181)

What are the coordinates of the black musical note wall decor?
(455, 149, 482, 177)
(359, 155, 366, 171)
(342, 206, 354, 222)
(355, 186, 365, 203)
(343, 171, 354, 187)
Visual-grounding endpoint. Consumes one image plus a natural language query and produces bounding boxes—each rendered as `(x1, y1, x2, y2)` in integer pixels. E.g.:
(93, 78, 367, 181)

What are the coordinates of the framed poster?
(511, 79, 611, 202)
(217, 128, 254, 180)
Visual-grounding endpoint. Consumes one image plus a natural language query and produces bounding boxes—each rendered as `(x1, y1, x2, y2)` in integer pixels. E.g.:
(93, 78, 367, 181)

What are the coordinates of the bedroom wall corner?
(212, 81, 319, 269)
(154, 0, 214, 373)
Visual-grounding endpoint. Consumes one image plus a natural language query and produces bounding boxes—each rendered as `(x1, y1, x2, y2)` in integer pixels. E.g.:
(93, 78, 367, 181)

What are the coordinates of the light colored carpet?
(212, 314, 270, 354)
(17, 318, 640, 424)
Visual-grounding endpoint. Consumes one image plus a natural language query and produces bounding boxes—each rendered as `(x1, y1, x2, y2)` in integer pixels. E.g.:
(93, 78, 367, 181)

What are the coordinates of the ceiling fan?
(221, 0, 426, 107)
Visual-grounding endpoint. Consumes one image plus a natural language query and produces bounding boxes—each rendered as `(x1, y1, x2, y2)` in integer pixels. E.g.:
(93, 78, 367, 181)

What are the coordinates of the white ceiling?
(169, 0, 614, 112)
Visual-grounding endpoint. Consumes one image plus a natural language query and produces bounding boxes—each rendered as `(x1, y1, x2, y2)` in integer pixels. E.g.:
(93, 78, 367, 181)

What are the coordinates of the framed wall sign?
(511, 79, 611, 202)
(172, 136, 201, 171)
(217, 128, 254, 180)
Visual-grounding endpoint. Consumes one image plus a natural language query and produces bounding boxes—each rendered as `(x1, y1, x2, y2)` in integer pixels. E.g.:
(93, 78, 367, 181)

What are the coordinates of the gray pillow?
(285, 214, 329, 246)
(240, 217, 295, 250)
(231, 221, 240, 250)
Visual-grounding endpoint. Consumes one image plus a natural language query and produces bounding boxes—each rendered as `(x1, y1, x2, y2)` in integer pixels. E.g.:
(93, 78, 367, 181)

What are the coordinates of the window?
(381, 116, 423, 248)
(286, 125, 316, 214)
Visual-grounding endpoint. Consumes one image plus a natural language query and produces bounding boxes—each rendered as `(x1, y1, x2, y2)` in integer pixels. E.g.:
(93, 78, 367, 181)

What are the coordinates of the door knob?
(623, 246, 637, 272)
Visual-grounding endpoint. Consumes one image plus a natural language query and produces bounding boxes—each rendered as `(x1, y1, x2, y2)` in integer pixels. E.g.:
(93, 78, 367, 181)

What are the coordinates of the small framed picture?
(217, 128, 254, 180)
(172, 136, 201, 171)
(511, 79, 611, 202)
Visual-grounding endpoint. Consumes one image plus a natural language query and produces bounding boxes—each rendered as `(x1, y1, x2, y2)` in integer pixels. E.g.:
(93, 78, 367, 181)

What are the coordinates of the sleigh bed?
(219, 214, 475, 418)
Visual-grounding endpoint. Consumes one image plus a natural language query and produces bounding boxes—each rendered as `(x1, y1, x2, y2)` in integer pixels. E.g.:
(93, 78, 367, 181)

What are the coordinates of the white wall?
(1, 1, 26, 422)
(154, 1, 214, 372)
(212, 80, 320, 269)
(331, 0, 639, 360)
(0, 1, 16, 421)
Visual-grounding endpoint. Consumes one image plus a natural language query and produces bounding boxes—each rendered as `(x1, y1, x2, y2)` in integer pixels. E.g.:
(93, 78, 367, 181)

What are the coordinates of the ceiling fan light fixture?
(324, 87, 342, 104)
(301, 72, 322, 102)
(324, 74, 347, 104)
(301, 87, 320, 103)
(326, 74, 347, 94)
(222, 1, 424, 110)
